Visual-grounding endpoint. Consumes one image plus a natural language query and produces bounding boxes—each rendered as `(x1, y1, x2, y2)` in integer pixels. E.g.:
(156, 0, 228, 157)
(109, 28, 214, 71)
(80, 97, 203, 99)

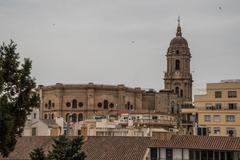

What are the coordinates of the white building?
(23, 108, 63, 136)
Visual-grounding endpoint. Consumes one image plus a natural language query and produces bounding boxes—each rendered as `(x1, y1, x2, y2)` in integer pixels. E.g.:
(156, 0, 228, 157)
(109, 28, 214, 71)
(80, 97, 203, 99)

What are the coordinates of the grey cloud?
(0, 0, 240, 94)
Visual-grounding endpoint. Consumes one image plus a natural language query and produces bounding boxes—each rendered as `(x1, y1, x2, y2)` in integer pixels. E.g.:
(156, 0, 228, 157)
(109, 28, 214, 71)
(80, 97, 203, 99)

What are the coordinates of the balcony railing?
(197, 106, 240, 111)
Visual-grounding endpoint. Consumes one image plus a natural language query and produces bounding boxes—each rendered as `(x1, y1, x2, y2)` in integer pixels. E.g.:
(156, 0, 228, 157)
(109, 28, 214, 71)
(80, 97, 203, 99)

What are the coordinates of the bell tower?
(164, 18, 192, 103)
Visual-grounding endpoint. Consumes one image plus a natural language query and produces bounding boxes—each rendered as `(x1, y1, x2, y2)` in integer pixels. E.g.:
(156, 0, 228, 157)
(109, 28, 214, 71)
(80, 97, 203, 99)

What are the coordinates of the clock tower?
(164, 18, 193, 104)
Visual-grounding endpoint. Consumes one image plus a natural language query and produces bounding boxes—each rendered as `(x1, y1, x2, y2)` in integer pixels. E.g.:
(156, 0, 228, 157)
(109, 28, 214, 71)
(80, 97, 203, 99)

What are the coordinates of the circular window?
(109, 103, 114, 108)
(66, 102, 71, 107)
(97, 102, 102, 108)
(79, 102, 83, 107)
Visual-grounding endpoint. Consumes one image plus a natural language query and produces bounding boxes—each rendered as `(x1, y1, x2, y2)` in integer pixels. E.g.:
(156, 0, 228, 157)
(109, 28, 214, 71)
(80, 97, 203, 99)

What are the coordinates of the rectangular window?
(213, 115, 221, 122)
(208, 151, 213, 160)
(228, 103, 237, 110)
(33, 113, 37, 119)
(226, 115, 235, 122)
(215, 91, 222, 98)
(197, 127, 208, 136)
(152, 116, 158, 120)
(221, 152, 225, 160)
(226, 128, 236, 137)
(189, 150, 194, 160)
(32, 128, 37, 136)
(150, 148, 158, 160)
(204, 115, 211, 122)
(78, 129, 81, 136)
(226, 152, 234, 160)
(196, 151, 200, 160)
(166, 149, 172, 160)
(202, 150, 207, 160)
(215, 103, 222, 110)
(215, 151, 219, 160)
(205, 103, 213, 110)
(213, 127, 220, 135)
(228, 91, 237, 98)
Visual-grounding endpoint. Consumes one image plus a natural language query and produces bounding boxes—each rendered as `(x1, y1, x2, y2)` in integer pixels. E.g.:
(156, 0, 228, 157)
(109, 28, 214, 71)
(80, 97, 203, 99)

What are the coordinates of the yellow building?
(194, 80, 240, 137)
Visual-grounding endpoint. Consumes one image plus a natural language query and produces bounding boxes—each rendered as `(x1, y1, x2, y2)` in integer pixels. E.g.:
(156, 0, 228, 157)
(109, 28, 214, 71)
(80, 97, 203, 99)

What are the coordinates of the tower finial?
(178, 16, 180, 26)
(176, 16, 182, 36)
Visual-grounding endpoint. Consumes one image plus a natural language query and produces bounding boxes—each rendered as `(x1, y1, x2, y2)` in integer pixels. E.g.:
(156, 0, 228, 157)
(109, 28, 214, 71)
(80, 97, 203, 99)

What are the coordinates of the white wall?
(23, 120, 50, 136)
(23, 127, 32, 136)
(55, 117, 64, 135)
(160, 148, 166, 159)
(35, 121, 50, 136)
(183, 149, 189, 160)
(173, 149, 182, 160)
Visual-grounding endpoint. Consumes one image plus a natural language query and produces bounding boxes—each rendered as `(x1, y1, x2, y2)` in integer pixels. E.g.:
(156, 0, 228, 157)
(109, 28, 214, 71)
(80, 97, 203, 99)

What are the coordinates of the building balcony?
(197, 106, 240, 111)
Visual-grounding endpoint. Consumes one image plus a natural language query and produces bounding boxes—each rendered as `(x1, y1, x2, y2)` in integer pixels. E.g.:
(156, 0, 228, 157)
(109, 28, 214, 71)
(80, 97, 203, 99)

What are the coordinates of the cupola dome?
(170, 18, 188, 46)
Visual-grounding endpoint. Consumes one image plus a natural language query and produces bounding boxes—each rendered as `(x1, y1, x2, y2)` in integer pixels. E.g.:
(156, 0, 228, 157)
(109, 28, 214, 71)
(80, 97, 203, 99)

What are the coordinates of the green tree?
(30, 135, 86, 160)
(0, 40, 38, 157)
(47, 135, 86, 160)
(29, 147, 46, 160)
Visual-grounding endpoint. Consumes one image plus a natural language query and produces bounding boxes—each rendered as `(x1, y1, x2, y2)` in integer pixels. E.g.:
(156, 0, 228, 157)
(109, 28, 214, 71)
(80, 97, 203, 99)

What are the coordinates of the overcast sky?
(0, 0, 240, 95)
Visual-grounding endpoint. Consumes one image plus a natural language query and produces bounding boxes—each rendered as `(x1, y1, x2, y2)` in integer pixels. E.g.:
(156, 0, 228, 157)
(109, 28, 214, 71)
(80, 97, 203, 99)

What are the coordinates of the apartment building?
(194, 80, 240, 137)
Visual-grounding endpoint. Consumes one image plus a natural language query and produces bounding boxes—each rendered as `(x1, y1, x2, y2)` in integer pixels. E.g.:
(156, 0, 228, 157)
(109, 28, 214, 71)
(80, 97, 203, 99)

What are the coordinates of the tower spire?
(176, 16, 182, 37)
(178, 16, 180, 26)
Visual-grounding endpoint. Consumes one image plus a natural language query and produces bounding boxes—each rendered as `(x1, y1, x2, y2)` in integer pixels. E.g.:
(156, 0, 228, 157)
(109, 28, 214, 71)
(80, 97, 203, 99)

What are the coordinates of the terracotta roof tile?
(2, 135, 240, 160)
(151, 135, 240, 151)
(82, 136, 151, 160)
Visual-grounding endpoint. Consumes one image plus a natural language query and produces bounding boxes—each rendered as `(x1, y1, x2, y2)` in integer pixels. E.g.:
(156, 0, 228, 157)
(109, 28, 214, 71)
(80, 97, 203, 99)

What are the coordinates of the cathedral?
(39, 21, 193, 124)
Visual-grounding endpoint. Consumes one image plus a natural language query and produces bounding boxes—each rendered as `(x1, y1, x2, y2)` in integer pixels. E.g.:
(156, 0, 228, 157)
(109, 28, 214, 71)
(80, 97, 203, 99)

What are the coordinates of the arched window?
(175, 59, 180, 70)
(177, 104, 180, 114)
(72, 99, 77, 108)
(44, 114, 48, 119)
(171, 107, 174, 114)
(130, 105, 134, 110)
(66, 113, 70, 122)
(48, 100, 52, 109)
(175, 87, 179, 96)
(72, 113, 77, 122)
(78, 113, 83, 121)
(176, 50, 179, 54)
(127, 101, 130, 110)
(51, 113, 54, 119)
(180, 90, 183, 97)
(103, 100, 109, 109)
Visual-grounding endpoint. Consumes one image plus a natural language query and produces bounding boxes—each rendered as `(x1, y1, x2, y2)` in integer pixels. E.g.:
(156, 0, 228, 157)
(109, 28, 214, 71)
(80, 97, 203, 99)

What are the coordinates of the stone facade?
(164, 19, 193, 105)
(39, 83, 177, 121)
(39, 21, 192, 123)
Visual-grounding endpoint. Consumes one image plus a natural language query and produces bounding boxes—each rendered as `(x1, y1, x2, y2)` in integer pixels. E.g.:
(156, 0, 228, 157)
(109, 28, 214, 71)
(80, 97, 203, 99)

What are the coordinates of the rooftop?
(2, 135, 240, 160)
